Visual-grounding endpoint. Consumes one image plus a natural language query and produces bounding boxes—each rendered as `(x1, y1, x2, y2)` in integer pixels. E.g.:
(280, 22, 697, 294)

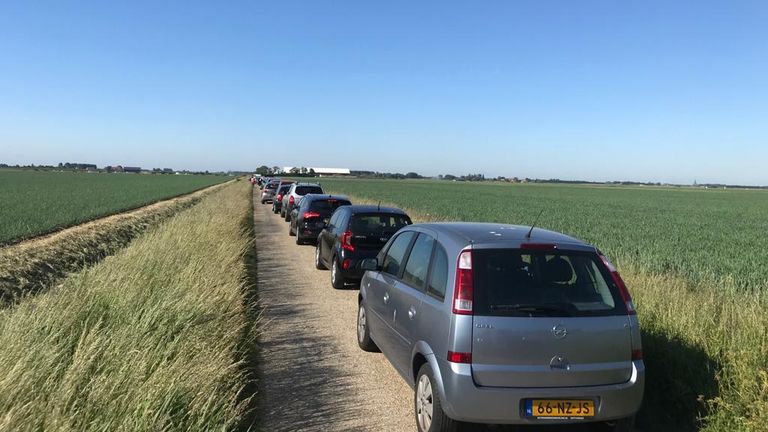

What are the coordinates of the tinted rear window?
(473, 250, 625, 317)
(296, 186, 323, 195)
(309, 199, 351, 213)
(349, 214, 411, 236)
(277, 185, 292, 193)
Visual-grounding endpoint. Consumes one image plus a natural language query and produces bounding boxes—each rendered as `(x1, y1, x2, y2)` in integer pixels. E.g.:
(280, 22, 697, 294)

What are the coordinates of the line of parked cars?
(257, 177, 644, 432)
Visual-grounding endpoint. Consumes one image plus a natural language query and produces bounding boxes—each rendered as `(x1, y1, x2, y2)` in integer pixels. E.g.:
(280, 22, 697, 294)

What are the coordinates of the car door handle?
(408, 306, 416, 320)
(383, 292, 390, 304)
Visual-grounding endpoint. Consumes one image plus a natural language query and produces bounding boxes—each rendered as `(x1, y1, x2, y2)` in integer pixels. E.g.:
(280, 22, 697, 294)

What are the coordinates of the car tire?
(289, 223, 296, 236)
(415, 363, 466, 432)
(609, 416, 635, 432)
(296, 234, 304, 245)
(357, 301, 379, 352)
(331, 258, 346, 289)
(315, 245, 327, 270)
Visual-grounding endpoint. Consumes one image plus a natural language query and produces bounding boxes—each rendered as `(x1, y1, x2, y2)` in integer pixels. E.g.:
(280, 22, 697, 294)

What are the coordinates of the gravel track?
(252, 190, 634, 432)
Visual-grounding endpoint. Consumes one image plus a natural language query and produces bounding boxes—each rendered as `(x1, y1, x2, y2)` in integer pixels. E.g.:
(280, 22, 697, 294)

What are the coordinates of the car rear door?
(365, 231, 416, 365)
(387, 232, 436, 374)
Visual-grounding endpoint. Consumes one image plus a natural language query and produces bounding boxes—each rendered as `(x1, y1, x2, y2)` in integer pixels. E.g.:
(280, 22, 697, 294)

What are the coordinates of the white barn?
(281, 167, 351, 176)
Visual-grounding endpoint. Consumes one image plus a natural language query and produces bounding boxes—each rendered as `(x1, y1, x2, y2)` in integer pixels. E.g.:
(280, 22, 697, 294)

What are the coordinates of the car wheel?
(296, 234, 304, 245)
(609, 416, 635, 432)
(315, 245, 327, 270)
(357, 301, 379, 352)
(331, 259, 346, 289)
(415, 364, 465, 432)
(289, 222, 296, 236)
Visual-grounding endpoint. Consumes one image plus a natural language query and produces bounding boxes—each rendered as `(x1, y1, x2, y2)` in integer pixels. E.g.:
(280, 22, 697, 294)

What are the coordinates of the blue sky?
(1, 1, 767, 184)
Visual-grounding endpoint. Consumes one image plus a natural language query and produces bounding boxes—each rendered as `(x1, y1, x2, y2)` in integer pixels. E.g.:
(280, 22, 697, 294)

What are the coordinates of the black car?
(315, 205, 411, 288)
(271, 182, 295, 214)
(289, 194, 352, 244)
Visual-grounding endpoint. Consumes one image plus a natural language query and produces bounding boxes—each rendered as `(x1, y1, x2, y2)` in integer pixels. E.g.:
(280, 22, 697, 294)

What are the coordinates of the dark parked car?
(271, 182, 295, 214)
(356, 222, 643, 432)
(315, 205, 411, 288)
(289, 194, 352, 244)
(281, 182, 325, 221)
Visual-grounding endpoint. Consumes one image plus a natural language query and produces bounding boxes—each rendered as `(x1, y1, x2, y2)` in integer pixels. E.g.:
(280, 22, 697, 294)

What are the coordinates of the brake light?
(289, 195, 295, 205)
(520, 243, 557, 251)
(341, 230, 355, 251)
(342, 258, 351, 270)
(303, 211, 321, 219)
(632, 349, 643, 361)
(452, 249, 473, 315)
(599, 254, 636, 315)
(276, 194, 282, 201)
(447, 351, 472, 364)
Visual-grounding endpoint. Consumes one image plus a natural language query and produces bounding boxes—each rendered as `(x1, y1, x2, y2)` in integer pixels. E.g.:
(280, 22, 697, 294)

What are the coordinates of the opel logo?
(550, 355, 570, 370)
(552, 324, 567, 339)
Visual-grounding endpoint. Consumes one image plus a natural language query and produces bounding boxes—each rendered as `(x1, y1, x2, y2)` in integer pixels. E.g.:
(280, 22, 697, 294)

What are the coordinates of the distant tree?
(256, 165, 270, 175)
(272, 166, 280, 174)
(309, 168, 316, 176)
(405, 172, 421, 179)
(443, 174, 457, 181)
(300, 167, 308, 174)
(290, 167, 301, 174)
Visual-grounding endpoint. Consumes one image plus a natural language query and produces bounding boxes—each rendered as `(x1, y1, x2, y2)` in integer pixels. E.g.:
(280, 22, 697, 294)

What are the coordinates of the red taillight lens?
(447, 351, 472, 364)
(303, 211, 321, 219)
(289, 195, 295, 205)
(342, 259, 351, 270)
(632, 349, 643, 361)
(341, 230, 355, 251)
(276, 194, 282, 201)
(520, 243, 557, 251)
(452, 249, 473, 315)
(599, 254, 636, 315)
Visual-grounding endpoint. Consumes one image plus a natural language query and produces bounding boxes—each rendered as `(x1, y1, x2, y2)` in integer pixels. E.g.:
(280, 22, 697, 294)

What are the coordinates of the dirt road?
(253, 192, 626, 432)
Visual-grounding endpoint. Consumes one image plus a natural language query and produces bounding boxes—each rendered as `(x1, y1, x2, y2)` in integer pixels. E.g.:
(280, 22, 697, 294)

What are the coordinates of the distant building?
(312, 167, 351, 176)
(123, 166, 141, 173)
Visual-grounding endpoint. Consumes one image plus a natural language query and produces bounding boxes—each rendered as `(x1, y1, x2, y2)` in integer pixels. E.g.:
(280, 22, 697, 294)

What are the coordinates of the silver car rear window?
(472, 250, 626, 317)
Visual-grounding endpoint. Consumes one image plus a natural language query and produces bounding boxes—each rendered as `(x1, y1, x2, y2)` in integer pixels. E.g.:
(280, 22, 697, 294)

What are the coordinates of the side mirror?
(361, 258, 379, 271)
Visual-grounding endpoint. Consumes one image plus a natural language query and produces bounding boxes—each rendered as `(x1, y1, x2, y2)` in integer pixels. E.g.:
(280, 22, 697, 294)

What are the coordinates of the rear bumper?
(437, 360, 644, 424)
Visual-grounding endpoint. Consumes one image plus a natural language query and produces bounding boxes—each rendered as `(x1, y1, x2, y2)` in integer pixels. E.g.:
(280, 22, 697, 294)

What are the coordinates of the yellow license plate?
(526, 399, 595, 418)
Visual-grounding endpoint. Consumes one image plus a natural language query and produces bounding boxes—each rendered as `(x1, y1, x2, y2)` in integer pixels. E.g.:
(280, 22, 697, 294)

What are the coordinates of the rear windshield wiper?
(489, 303, 572, 316)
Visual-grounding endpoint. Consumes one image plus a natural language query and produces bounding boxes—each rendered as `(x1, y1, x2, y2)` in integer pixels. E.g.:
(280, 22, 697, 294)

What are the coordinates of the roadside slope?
(0, 180, 254, 431)
(0, 180, 231, 305)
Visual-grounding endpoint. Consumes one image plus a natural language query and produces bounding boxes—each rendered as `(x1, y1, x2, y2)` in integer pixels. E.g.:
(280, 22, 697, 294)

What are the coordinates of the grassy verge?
(341, 191, 768, 432)
(0, 181, 229, 305)
(0, 180, 256, 431)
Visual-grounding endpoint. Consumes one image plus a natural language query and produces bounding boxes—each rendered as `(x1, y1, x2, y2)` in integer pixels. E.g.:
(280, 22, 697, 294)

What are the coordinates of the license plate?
(524, 399, 595, 418)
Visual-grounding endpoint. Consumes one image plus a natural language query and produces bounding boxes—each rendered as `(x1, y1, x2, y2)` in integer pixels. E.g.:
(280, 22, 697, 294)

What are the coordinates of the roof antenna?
(377, 200, 381, 211)
(526, 208, 545, 239)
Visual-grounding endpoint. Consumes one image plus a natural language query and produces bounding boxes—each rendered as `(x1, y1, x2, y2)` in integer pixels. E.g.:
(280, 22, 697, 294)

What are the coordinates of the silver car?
(357, 222, 643, 432)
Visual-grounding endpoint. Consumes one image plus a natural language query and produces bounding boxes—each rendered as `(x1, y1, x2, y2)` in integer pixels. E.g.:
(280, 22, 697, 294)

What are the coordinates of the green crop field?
(318, 177, 768, 431)
(318, 178, 768, 291)
(0, 170, 229, 244)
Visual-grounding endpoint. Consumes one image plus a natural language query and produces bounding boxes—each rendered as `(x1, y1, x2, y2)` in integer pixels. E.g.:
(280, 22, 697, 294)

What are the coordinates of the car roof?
(410, 222, 594, 251)
(291, 182, 322, 187)
(342, 205, 409, 216)
(302, 194, 350, 202)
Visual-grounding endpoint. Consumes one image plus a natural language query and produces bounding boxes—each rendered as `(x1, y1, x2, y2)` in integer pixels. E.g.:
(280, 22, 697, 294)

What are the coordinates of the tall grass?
(625, 266, 768, 432)
(0, 180, 255, 431)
